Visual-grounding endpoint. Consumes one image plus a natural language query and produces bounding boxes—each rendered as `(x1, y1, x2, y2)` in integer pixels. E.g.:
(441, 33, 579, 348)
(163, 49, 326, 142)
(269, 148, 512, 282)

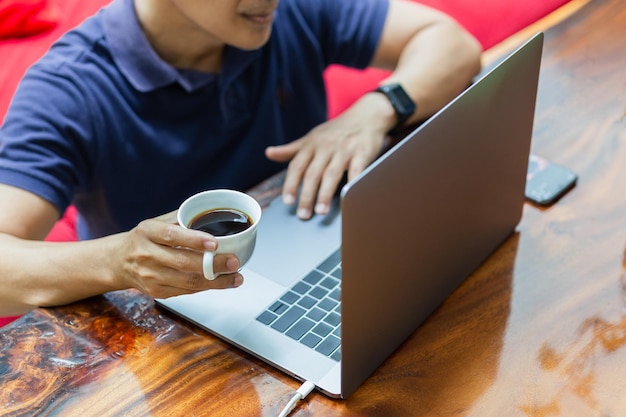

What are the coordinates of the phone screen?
(525, 154, 577, 206)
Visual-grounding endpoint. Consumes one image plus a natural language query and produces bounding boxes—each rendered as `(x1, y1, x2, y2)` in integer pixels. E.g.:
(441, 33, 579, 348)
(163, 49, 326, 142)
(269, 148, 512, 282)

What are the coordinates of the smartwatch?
(373, 83, 416, 134)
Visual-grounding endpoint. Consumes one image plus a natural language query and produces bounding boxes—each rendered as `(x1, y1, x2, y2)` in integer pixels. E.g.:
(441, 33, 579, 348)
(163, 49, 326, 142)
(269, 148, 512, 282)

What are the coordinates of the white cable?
(277, 380, 316, 417)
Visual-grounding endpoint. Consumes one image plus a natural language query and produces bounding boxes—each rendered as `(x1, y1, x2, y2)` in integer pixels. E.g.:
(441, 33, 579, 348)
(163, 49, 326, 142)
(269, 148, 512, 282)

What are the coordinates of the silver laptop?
(158, 32, 543, 399)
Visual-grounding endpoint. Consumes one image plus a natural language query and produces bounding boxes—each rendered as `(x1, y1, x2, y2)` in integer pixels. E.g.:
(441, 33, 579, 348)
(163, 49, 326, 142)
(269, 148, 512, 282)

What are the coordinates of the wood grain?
(2, 0, 626, 415)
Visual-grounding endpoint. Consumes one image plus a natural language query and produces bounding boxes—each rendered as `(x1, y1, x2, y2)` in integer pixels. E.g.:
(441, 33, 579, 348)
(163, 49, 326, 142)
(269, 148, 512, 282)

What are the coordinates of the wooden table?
(2, 0, 625, 415)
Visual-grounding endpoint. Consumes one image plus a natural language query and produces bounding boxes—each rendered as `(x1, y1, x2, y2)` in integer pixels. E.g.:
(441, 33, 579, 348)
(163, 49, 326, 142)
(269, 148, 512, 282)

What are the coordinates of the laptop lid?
(339, 32, 543, 397)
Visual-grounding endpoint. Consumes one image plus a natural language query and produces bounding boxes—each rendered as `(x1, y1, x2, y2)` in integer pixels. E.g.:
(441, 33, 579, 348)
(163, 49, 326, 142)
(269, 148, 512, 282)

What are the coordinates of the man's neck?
(133, 0, 224, 73)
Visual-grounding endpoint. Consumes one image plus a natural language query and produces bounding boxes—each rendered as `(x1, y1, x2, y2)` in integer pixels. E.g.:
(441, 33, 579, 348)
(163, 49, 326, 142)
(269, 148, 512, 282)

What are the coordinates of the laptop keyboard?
(255, 248, 342, 361)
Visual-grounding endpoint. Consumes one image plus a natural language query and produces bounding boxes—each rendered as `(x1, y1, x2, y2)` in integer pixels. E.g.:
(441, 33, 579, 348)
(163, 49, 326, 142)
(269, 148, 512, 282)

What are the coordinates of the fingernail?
(283, 193, 295, 205)
(204, 241, 217, 251)
(297, 207, 311, 219)
(233, 275, 243, 287)
(315, 203, 328, 215)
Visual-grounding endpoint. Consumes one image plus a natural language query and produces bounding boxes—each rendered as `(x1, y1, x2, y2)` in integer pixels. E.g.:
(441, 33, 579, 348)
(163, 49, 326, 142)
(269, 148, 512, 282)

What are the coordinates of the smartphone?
(525, 154, 577, 206)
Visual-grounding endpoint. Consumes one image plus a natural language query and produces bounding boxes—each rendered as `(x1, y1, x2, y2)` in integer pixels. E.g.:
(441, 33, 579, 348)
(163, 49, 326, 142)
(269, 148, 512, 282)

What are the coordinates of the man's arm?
(0, 184, 243, 316)
(266, 0, 482, 219)
(369, 0, 482, 125)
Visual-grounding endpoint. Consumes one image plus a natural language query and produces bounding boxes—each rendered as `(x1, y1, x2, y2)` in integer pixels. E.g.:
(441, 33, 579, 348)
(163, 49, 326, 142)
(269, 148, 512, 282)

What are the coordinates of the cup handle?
(202, 251, 216, 280)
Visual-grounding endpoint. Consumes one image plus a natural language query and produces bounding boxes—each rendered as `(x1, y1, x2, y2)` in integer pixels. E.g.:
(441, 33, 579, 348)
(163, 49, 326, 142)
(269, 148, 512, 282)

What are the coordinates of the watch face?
(392, 87, 415, 112)
(375, 83, 417, 133)
(378, 84, 416, 118)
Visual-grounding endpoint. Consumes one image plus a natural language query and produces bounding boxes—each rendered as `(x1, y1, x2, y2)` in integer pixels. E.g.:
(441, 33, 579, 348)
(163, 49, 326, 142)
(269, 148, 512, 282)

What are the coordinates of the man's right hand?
(111, 211, 244, 300)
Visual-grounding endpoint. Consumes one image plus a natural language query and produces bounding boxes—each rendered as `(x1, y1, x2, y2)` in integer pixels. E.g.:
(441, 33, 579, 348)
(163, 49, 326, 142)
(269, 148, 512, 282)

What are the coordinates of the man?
(0, 0, 481, 315)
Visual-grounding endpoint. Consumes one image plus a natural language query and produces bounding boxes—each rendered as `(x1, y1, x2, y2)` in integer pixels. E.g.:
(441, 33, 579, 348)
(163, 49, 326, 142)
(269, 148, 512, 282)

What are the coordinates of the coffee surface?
(189, 209, 252, 236)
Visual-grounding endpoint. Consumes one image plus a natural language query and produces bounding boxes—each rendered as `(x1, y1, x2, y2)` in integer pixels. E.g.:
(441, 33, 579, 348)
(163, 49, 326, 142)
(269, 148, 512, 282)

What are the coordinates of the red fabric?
(0, 0, 111, 123)
(416, 0, 571, 51)
(45, 204, 78, 242)
(0, 316, 19, 327)
(324, 0, 572, 119)
(0, 0, 59, 40)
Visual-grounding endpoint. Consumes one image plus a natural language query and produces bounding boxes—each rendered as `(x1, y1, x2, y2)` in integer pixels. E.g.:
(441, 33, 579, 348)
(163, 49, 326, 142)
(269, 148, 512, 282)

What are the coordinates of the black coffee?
(189, 208, 252, 236)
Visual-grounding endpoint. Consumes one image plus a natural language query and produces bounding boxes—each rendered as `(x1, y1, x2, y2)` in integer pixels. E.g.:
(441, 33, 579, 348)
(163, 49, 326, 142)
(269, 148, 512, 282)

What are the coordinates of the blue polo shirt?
(0, 0, 388, 239)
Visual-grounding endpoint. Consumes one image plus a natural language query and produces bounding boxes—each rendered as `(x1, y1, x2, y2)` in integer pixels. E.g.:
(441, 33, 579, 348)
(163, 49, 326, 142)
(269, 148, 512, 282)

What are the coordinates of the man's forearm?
(384, 21, 482, 124)
(0, 233, 121, 315)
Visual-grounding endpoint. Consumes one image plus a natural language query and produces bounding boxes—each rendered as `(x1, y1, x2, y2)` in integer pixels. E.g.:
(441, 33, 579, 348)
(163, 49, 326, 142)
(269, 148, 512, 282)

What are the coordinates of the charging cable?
(277, 380, 316, 417)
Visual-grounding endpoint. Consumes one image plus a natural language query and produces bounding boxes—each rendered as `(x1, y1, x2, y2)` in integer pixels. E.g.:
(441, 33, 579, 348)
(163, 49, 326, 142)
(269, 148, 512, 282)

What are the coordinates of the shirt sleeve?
(284, 0, 390, 70)
(0, 62, 97, 213)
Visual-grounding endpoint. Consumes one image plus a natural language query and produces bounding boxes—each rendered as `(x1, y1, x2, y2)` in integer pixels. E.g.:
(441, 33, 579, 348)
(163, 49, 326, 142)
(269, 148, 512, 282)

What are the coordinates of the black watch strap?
(373, 83, 416, 134)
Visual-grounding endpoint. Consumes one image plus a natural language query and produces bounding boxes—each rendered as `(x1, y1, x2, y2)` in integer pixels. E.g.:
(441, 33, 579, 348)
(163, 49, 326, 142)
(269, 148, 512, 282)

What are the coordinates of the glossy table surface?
(2, 0, 626, 415)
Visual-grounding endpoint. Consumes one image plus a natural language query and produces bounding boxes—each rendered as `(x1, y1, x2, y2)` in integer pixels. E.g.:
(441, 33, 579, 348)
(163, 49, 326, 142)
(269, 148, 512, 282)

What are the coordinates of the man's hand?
(265, 94, 392, 219)
(112, 211, 244, 299)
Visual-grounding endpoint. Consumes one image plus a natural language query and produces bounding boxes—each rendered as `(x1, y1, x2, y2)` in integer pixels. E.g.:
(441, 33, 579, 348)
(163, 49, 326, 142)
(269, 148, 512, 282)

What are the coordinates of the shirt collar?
(103, 0, 261, 93)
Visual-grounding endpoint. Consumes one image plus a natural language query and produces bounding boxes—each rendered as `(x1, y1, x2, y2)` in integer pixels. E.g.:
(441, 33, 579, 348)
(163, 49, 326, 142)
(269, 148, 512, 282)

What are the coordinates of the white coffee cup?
(177, 189, 262, 280)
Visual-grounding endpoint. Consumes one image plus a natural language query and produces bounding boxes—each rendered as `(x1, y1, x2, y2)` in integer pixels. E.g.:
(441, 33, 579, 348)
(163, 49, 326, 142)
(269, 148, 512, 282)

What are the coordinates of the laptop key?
(317, 248, 341, 273)
(280, 291, 300, 305)
(271, 305, 305, 332)
(320, 277, 339, 290)
(256, 310, 277, 325)
(302, 270, 324, 285)
(318, 298, 338, 312)
(315, 335, 341, 356)
(324, 312, 341, 327)
(331, 267, 342, 279)
(301, 333, 323, 348)
(268, 301, 289, 315)
(328, 288, 341, 301)
(309, 286, 329, 300)
(306, 307, 326, 321)
(312, 322, 333, 337)
(292, 281, 311, 295)
(297, 295, 317, 309)
(286, 317, 316, 340)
